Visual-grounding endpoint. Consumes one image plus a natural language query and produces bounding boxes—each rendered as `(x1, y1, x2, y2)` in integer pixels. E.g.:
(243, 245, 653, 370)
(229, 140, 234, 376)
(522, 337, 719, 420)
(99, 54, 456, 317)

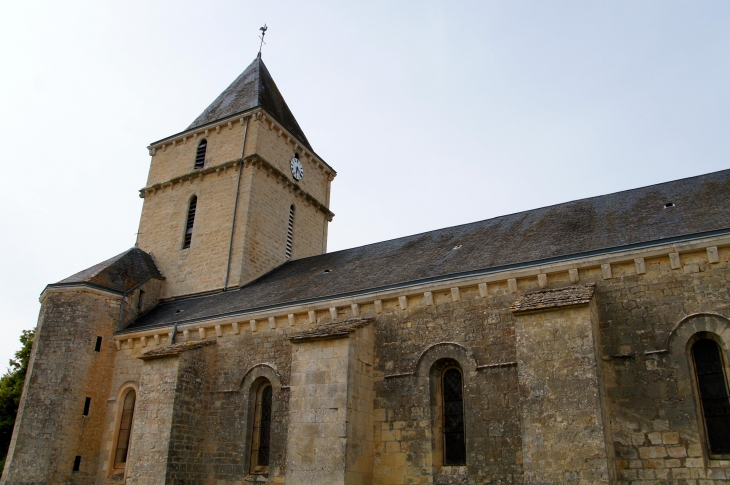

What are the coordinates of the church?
(2, 53, 730, 485)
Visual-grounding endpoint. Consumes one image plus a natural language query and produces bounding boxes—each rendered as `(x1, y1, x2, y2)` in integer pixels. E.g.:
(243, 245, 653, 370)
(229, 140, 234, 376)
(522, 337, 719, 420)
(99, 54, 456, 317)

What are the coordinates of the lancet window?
(692, 338, 730, 455)
(113, 389, 136, 469)
(442, 367, 466, 465)
(250, 381, 273, 473)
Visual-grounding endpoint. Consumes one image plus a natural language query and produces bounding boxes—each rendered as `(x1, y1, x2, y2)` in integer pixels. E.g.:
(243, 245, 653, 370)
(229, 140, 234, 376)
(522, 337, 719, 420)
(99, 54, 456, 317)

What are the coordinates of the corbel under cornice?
(112, 232, 730, 351)
(138, 154, 335, 221)
(146, 108, 336, 178)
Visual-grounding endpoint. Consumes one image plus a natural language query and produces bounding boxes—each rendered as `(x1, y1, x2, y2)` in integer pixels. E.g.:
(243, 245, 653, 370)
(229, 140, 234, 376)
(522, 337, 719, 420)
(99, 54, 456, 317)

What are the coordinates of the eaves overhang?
(116, 226, 730, 336)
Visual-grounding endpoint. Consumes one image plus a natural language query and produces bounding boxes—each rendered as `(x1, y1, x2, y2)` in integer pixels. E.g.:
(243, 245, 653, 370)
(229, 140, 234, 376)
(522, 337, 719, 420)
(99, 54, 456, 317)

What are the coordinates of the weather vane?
(258, 24, 267, 58)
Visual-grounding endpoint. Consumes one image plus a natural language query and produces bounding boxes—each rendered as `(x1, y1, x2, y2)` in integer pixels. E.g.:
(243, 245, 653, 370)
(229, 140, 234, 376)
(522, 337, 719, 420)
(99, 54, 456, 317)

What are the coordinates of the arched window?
(250, 381, 273, 474)
(194, 139, 207, 169)
(113, 389, 136, 470)
(183, 196, 197, 249)
(442, 367, 466, 465)
(285, 205, 295, 260)
(692, 338, 730, 455)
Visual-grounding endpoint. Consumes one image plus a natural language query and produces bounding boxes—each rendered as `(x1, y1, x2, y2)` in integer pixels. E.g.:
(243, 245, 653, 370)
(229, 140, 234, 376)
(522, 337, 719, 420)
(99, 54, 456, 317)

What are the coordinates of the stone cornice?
(146, 109, 336, 177)
(40, 283, 123, 304)
(139, 154, 335, 221)
(113, 232, 730, 350)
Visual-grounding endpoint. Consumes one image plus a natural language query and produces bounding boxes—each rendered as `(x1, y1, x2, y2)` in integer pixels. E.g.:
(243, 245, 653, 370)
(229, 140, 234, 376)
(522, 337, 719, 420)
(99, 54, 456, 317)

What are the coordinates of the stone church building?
(3, 54, 730, 485)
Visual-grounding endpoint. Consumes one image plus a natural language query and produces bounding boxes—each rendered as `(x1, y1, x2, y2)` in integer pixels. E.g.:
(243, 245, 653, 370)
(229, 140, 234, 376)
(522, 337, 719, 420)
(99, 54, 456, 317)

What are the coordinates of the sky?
(1, 1, 729, 368)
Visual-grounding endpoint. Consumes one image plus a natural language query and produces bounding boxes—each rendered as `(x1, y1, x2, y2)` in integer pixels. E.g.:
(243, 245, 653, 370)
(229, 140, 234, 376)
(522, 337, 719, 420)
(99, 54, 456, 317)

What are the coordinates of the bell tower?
(136, 56, 336, 299)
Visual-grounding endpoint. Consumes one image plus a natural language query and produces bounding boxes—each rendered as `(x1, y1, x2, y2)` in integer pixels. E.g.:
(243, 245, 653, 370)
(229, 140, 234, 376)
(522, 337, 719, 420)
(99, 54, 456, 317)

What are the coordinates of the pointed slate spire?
(188, 57, 312, 150)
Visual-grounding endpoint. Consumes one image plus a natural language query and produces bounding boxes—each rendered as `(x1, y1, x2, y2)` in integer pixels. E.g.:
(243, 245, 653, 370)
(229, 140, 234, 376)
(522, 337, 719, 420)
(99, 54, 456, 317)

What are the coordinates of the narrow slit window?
(83, 397, 91, 416)
(443, 368, 466, 465)
(113, 390, 136, 469)
(692, 338, 730, 455)
(194, 139, 207, 169)
(94, 336, 102, 352)
(183, 196, 197, 249)
(73, 456, 81, 472)
(137, 290, 145, 311)
(285, 205, 295, 260)
(250, 382, 273, 473)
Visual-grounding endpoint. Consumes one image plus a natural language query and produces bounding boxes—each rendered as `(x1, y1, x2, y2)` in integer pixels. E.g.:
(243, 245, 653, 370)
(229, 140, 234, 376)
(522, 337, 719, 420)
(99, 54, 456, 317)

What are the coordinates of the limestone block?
(669, 252, 681, 269)
(508, 278, 518, 293)
(569, 268, 579, 283)
(707, 246, 719, 263)
(478, 283, 488, 298)
(537, 274, 548, 288)
(398, 296, 408, 310)
(633, 258, 645, 275)
(601, 263, 612, 279)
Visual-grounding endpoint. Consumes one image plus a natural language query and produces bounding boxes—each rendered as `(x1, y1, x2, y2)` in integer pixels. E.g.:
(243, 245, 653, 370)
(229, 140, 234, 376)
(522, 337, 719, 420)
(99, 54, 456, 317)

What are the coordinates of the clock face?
(290, 157, 304, 181)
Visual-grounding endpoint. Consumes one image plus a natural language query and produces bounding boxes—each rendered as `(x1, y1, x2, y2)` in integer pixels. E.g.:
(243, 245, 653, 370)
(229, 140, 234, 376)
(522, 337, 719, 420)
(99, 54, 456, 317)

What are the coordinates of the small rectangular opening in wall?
(137, 290, 145, 311)
(94, 336, 102, 352)
(83, 397, 91, 416)
(73, 456, 81, 472)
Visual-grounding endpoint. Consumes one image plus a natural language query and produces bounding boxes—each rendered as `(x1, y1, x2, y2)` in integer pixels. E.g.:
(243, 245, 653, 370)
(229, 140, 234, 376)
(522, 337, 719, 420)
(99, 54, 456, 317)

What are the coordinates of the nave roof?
(124, 168, 730, 332)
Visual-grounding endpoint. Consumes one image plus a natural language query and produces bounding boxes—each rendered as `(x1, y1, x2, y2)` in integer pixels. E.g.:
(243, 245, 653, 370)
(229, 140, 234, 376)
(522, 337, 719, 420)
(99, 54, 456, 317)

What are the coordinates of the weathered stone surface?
(510, 283, 595, 313)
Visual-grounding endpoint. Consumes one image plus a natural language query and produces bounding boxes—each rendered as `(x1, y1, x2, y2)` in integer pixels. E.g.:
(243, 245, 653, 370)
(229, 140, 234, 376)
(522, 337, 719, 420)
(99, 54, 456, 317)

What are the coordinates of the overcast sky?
(1, 1, 729, 367)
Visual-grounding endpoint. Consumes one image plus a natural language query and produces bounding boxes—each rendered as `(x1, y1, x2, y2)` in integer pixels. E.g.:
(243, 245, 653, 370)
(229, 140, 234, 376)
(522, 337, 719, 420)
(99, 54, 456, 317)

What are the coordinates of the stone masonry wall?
(345, 325, 376, 485)
(597, 249, 730, 484)
(287, 337, 350, 484)
(514, 301, 613, 485)
(2, 290, 120, 485)
(138, 113, 332, 299)
(15, 245, 730, 484)
(125, 355, 179, 485)
(235, 165, 328, 286)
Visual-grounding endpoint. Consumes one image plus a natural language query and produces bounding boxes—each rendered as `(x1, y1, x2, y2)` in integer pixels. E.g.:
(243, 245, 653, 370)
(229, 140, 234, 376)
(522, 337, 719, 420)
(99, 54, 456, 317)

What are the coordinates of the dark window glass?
(692, 339, 730, 454)
(285, 206, 295, 260)
(114, 390, 136, 468)
(183, 196, 197, 249)
(443, 368, 466, 465)
(194, 139, 207, 169)
(250, 382, 273, 472)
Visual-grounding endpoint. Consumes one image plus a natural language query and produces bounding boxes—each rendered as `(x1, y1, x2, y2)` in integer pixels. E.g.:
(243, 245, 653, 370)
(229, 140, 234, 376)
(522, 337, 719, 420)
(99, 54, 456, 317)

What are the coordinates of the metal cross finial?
(258, 24, 267, 58)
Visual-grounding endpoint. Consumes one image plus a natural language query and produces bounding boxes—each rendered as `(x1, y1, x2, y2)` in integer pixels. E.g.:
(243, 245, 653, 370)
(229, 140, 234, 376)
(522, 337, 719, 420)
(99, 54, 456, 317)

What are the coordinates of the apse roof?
(186, 56, 312, 151)
(123, 168, 730, 332)
(52, 247, 164, 294)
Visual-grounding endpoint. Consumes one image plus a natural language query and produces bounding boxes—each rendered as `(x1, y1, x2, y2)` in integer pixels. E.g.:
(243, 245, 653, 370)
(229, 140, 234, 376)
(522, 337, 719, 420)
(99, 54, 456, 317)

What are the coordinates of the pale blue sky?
(1, 1, 729, 366)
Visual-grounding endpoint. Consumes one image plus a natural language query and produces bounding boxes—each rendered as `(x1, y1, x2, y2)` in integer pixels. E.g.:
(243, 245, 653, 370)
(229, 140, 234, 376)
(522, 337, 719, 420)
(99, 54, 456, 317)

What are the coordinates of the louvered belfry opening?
(443, 367, 466, 465)
(194, 139, 207, 169)
(285, 205, 295, 260)
(692, 338, 730, 455)
(183, 196, 198, 249)
(250, 381, 273, 473)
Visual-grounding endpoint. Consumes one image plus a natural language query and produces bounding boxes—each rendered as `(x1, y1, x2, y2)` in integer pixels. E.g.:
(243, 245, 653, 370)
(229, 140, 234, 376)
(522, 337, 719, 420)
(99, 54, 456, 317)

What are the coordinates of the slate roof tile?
(54, 247, 164, 293)
(187, 56, 312, 151)
(123, 168, 730, 333)
(510, 284, 596, 313)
